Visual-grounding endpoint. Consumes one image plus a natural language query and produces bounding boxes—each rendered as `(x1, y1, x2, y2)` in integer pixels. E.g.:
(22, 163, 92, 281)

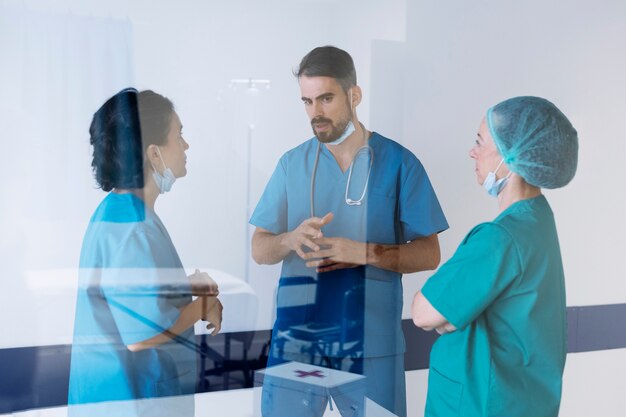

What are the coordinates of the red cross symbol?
(294, 369, 325, 378)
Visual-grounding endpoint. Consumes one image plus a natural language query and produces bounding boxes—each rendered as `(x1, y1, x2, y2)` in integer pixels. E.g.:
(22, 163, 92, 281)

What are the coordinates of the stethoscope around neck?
(309, 134, 374, 218)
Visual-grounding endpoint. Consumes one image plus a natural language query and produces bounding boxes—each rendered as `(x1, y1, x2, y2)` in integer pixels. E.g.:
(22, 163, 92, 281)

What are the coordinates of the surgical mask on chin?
(327, 120, 355, 146)
(151, 147, 176, 194)
(482, 159, 511, 197)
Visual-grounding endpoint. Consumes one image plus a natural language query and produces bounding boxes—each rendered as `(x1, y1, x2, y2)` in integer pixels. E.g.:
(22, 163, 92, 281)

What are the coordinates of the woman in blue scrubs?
(412, 96, 578, 417)
(68, 89, 222, 416)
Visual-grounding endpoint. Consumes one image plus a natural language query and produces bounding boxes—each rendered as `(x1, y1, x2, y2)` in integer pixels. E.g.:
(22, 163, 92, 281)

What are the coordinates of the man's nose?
(312, 101, 323, 118)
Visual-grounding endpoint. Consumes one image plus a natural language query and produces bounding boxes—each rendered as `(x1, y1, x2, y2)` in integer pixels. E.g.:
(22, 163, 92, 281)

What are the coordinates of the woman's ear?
(145, 144, 160, 169)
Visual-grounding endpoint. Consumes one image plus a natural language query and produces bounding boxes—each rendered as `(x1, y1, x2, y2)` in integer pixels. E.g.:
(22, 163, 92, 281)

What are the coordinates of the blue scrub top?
(251, 133, 448, 357)
(68, 193, 195, 416)
(422, 195, 567, 417)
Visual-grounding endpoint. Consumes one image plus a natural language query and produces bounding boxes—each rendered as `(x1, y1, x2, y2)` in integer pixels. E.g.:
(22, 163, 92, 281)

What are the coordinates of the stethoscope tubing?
(310, 140, 374, 218)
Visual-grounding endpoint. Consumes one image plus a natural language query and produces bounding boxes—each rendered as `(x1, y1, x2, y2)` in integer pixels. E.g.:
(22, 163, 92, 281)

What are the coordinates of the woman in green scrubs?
(412, 96, 578, 417)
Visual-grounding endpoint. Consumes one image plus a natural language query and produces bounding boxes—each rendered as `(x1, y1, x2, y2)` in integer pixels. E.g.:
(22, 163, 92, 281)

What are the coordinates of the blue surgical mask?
(327, 120, 355, 146)
(482, 159, 511, 197)
(151, 147, 176, 194)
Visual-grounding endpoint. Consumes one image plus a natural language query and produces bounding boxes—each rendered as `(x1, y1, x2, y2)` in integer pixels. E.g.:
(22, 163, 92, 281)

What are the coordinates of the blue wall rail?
(1, 304, 624, 413)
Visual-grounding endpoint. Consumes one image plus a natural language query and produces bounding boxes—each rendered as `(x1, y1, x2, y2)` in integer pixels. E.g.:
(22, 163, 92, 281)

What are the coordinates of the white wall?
(397, 2, 626, 416)
(397, 0, 626, 312)
(0, 0, 408, 346)
(1, 0, 625, 416)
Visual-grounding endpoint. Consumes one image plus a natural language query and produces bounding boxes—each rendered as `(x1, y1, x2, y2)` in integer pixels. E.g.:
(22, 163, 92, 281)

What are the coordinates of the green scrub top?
(421, 195, 567, 417)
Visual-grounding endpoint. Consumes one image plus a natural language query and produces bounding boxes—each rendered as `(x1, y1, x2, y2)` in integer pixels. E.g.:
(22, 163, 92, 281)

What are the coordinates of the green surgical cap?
(486, 96, 578, 189)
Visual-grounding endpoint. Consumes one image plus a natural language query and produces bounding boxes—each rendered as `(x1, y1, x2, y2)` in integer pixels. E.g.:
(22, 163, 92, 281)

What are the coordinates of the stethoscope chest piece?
(310, 141, 374, 217)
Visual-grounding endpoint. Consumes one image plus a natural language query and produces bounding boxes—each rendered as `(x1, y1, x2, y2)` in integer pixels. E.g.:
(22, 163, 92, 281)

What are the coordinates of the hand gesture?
(302, 237, 367, 273)
(202, 296, 223, 336)
(281, 212, 334, 259)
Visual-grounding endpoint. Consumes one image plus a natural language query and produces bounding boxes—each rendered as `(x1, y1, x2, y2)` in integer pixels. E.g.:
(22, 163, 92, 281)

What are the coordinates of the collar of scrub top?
(310, 124, 374, 218)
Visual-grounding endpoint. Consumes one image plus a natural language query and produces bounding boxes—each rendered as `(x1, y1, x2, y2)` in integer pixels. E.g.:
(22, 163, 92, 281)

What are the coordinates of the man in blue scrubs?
(250, 46, 448, 417)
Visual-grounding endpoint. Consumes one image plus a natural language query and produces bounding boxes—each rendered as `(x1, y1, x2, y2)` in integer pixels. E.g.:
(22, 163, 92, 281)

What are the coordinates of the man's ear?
(349, 85, 362, 110)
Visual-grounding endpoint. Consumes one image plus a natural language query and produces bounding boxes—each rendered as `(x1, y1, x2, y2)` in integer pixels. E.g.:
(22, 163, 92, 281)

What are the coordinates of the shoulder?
(90, 193, 146, 223)
(86, 197, 165, 251)
(371, 132, 424, 170)
(110, 220, 173, 268)
(81, 196, 177, 268)
(281, 137, 317, 163)
(463, 221, 520, 261)
(494, 196, 554, 234)
(265, 138, 317, 177)
(467, 221, 516, 243)
(371, 132, 406, 154)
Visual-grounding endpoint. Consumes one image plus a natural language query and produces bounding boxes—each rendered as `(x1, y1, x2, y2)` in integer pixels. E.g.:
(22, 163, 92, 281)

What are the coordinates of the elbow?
(429, 238, 442, 270)
(251, 232, 274, 265)
(426, 251, 441, 271)
(411, 292, 428, 330)
(411, 308, 430, 330)
(251, 246, 263, 265)
(410, 252, 439, 273)
(411, 312, 421, 328)
(250, 238, 265, 265)
(411, 291, 437, 331)
(127, 343, 142, 353)
(412, 315, 432, 331)
(407, 234, 441, 273)
(424, 239, 441, 271)
(251, 245, 272, 265)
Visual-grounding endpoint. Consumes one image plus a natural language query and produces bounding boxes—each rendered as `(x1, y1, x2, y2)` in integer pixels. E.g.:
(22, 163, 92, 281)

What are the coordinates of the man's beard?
(310, 104, 352, 143)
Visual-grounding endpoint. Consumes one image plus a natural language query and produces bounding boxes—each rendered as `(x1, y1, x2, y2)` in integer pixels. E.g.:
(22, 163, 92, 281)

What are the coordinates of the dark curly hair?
(89, 88, 174, 191)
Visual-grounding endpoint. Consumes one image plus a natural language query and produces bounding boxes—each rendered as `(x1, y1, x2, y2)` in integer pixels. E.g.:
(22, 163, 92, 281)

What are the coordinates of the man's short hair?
(294, 46, 357, 91)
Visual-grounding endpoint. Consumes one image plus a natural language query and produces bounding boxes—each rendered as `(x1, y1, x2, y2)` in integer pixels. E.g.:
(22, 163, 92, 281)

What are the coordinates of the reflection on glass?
(68, 89, 222, 416)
